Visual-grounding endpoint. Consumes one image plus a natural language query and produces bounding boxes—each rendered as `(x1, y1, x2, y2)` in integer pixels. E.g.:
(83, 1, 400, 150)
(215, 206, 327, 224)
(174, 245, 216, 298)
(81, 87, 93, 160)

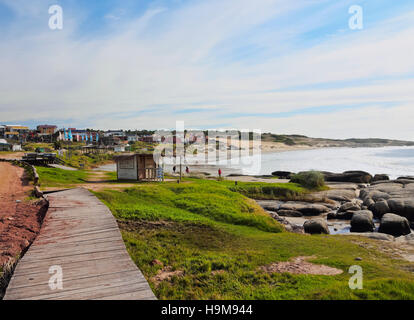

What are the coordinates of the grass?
(58, 151, 113, 169)
(35, 166, 89, 187)
(94, 178, 414, 300)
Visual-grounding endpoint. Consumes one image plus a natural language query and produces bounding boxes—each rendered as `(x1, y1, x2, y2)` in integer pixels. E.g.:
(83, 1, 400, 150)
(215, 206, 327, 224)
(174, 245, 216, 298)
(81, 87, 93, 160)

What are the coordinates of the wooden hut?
(114, 153, 158, 181)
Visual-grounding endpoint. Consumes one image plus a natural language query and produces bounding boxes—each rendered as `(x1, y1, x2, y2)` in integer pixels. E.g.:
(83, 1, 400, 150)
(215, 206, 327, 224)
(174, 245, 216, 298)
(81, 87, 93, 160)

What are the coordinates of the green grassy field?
(35, 166, 89, 187)
(94, 179, 414, 300)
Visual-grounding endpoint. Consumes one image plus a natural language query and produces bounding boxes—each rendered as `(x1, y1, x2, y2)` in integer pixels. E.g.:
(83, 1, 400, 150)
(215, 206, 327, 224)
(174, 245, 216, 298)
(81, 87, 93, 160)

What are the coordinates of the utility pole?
(179, 156, 182, 183)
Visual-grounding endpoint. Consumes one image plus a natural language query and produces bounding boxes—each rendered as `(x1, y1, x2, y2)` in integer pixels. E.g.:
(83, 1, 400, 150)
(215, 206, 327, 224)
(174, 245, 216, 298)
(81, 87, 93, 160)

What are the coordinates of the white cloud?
(0, 0, 413, 140)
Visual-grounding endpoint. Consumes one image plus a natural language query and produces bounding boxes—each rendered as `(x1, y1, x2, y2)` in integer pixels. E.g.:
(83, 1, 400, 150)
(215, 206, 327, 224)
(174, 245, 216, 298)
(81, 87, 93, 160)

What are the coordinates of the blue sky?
(1, 0, 414, 139)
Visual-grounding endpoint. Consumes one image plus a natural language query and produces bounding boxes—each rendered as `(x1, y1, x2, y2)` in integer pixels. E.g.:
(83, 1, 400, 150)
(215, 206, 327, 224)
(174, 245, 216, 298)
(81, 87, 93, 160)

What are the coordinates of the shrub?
(290, 171, 325, 189)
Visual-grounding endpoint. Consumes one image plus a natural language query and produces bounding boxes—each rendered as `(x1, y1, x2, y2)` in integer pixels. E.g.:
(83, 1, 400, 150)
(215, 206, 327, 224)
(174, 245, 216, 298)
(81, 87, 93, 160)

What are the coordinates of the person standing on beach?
(218, 168, 222, 178)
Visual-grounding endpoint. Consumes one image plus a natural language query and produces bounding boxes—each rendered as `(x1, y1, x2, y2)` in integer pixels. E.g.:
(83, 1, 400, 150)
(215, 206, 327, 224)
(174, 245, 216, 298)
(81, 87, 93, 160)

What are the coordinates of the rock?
(379, 213, 411, 237)
(327, 211, 337, 220)
(363, 197, 375, 208)
(336, 211, 355, 220)
(373, 174, 390, 182)
(279, 202, 330, 216)
(303, 219, 330, 235)
(150, 259, 164, 267)
(277, 209, 303, 217)
(339, 232, 395, 241)
(300, 204, 331, 216)
(323, 171, 372, 183)
(397, 176, 414, 181)
(256, 200, 283, 212)
(271, 171, 293, 179)
(387, 198, 414, 221)
(350, 210, 375, 233)
(370, 200, 390, 218)
(369, 191, 390, 202)
(338, 202, 360, 213)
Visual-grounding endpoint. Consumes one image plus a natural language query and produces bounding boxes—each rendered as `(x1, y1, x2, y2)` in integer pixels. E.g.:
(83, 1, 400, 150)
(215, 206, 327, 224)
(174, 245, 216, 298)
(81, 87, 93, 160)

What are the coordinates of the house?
(4, 125, 30, 141)
(114, 153, 159, 181)
(0, 126, 5, 138)
(37, 125, 57, 135)
(0, 139, 11, 151)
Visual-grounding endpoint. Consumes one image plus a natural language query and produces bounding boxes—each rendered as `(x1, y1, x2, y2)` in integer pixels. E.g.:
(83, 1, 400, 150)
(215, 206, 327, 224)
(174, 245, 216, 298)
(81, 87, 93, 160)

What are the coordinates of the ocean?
(251, 146, 414, 178)
(96, 146, 414, 179)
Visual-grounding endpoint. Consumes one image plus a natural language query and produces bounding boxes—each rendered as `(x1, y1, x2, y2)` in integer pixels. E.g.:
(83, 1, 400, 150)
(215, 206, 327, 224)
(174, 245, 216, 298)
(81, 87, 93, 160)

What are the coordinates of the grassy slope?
(35, 166, 89, 187)
(94, 178, 414, 300)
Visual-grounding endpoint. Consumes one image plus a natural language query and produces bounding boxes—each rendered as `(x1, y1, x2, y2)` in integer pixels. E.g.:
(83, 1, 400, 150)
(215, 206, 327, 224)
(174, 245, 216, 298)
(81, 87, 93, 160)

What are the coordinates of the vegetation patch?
(35, 166, 88, 187)
(290, 171, 326, 190)
(95, 179, 414, 300)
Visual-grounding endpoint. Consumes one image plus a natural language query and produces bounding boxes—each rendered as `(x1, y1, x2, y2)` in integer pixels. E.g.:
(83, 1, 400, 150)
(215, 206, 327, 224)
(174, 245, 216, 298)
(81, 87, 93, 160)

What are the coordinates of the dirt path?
(0, 163, 48, 268)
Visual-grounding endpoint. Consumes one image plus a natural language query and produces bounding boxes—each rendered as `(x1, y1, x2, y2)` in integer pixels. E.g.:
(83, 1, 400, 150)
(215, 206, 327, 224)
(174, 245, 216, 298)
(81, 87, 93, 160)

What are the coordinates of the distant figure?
(185, 166, 189, 174)
(218, 168, 222, 178)
(173, 166, 176, 173)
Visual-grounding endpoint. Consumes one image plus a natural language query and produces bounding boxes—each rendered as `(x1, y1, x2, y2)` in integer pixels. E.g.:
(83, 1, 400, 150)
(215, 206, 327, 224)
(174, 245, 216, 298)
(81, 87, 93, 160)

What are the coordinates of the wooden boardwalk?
(4, 188, 156, 300)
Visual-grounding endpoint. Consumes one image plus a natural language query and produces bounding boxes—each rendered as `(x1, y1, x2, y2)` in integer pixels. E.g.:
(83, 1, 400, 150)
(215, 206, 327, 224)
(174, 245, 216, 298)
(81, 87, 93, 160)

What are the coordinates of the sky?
(0, 0, 414, 140)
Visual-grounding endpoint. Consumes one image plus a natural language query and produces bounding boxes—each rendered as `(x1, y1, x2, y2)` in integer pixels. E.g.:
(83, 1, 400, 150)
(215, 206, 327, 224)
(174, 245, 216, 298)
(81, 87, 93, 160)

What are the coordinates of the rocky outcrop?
(278, 202, 331, 216)
(387, 199, 414, 221)
(338, 202, 361, 213)
(271, 171, 293, 179)
(323, 171, 372, 183)
(304, 219, 330, 235)
(350, 210, 375, 233)
(277, 209, 303, 217)
(373, 174, 390, 182)
(370, 200, 389, 218)
(378, 213, 411, 237)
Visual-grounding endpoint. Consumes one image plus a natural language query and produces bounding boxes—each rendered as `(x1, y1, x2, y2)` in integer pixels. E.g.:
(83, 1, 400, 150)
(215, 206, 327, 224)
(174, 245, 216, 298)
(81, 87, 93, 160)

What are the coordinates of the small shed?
(0, 139, 11, 151)
(114, 153, 158, 181)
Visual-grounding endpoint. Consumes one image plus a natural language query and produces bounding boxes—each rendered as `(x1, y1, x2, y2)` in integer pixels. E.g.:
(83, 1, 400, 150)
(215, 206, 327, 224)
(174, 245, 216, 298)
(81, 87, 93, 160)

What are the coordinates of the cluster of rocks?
(261, 171, 414, 238)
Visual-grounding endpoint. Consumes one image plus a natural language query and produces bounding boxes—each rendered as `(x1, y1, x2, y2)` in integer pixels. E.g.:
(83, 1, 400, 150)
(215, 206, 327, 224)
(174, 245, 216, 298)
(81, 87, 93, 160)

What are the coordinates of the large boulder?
(300, 204, 331, 216)
(303, 219, 330, 235)
(387, 198, 414, 221)
(271, 171, 293, 179)
(279, 202, 330, 216)
(350, 210, 375, 233)
(277, 209, 303, 217)
(370, 200, 390, 218)
(336, 211, 355, 220)
(338, 202, 361, 213)
(323, 171, 372, 183)
(373, 174, 390, 182)
(378, 213, 411, 237)
(369, 191, 390, 202)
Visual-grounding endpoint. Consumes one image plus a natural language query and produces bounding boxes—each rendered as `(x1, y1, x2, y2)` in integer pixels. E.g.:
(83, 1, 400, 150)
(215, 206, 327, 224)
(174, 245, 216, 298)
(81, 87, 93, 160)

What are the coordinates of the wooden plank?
(4, 188, 156, 300)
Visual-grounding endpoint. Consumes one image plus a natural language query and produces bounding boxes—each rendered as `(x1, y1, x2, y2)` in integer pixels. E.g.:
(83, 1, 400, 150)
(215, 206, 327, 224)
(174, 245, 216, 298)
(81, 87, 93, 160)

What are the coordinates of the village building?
(0, 139, 11, 151)
(37, 125, 57, 135)
(4, 125, 29, 141)
(0, 126, 5, 138)
(114, 153, 159, 181)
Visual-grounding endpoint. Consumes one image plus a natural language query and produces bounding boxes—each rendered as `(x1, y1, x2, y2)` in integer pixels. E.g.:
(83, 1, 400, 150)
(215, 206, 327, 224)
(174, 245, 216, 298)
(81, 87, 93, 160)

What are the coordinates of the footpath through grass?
(94, 178, 414, 300)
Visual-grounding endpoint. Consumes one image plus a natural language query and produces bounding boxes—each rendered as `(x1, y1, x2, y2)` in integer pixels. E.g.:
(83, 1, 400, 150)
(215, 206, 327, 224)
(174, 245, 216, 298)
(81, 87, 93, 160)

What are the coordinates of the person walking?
(173, 166, 176, 173)
(218, 168, 222, 178)
(185, 166, 189, 174)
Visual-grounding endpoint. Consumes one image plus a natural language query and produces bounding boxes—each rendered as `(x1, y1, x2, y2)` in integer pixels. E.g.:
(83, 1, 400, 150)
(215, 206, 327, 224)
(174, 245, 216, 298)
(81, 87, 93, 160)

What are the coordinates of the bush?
(290, 171, 325, 189)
